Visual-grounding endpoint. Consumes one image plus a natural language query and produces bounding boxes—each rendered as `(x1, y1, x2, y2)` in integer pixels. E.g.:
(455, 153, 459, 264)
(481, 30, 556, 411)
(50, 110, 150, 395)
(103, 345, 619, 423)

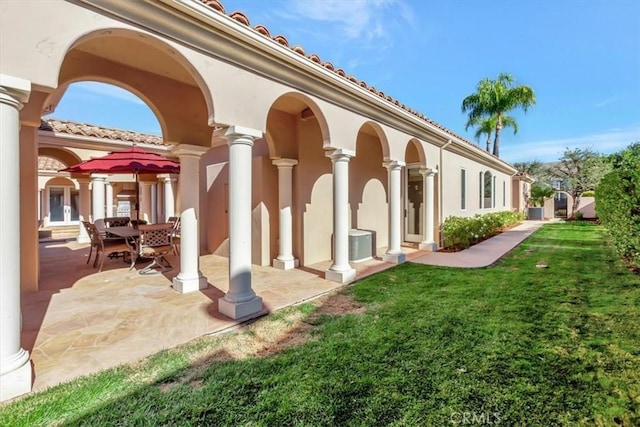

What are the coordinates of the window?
(483, 171, 493, 209)
(492, 176, 496, 208)
(479, 172, 483, 208)
(504, 180, 508, 207)
(460, 168, 467, 210)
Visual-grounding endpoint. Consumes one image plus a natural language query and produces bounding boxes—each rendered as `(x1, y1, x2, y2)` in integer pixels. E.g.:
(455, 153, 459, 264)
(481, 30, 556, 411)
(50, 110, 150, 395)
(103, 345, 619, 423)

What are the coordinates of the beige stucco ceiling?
(75, 36, 197, 87)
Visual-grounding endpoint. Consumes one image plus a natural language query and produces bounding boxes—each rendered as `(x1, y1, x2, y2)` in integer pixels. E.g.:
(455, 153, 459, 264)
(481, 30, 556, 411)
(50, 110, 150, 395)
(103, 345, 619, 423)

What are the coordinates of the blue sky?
(53, 0, 640, 163)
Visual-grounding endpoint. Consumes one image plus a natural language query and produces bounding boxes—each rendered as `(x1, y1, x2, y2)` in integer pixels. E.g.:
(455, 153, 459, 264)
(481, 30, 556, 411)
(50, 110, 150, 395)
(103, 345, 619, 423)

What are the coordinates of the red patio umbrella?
(62, 147, 180, 221)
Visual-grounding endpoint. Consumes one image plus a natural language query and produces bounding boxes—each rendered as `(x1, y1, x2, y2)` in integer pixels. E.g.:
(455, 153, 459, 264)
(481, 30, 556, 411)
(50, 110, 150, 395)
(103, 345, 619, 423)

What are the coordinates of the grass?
(1, 222, 639, 426)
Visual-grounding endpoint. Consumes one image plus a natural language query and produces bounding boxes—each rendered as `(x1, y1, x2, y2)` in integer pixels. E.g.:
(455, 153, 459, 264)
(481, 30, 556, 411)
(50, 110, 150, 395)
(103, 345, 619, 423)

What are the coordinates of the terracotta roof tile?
(198, 0, 491, 154)
(40, 118, 166, 146)
(38, 156, 66, 171)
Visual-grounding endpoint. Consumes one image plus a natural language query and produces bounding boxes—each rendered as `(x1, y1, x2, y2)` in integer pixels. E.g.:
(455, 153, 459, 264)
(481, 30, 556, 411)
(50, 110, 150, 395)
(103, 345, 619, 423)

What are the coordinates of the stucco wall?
(440, 149, 512, 221)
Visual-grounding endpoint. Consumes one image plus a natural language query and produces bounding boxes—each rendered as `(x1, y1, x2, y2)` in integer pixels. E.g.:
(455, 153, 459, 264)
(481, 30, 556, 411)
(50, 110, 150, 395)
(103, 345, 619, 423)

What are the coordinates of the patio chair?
(85, 222, 133, 272)
(168, 216, 181, 255)
(82, 220, 99, 265)
(134, 223, 174, 274)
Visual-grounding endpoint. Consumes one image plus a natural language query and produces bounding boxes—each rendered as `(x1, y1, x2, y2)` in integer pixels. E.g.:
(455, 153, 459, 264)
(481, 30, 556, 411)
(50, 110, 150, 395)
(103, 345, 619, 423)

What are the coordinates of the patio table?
(105, 226, 140, 238)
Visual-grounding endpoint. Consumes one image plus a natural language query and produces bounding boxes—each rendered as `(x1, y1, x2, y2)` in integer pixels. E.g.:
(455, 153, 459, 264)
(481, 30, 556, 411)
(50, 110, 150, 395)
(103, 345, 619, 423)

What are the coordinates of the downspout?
(438, 139, 453, 247)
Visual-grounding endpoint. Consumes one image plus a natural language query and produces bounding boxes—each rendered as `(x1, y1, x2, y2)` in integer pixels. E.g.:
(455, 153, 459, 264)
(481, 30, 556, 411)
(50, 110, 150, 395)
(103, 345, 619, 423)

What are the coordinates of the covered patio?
(24, 239, 415, 392)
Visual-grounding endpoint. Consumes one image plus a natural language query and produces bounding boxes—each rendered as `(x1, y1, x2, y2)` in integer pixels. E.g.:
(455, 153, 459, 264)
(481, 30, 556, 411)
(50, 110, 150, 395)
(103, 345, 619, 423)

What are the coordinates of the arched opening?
(351, 122, 390, 255)
(404, 139, 428, 243)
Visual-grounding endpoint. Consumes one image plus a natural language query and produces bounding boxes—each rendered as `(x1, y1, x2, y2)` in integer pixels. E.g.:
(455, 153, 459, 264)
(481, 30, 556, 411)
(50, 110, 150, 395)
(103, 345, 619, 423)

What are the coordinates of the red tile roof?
(200, 0, 483, 151)
(40, 119, 166, 146)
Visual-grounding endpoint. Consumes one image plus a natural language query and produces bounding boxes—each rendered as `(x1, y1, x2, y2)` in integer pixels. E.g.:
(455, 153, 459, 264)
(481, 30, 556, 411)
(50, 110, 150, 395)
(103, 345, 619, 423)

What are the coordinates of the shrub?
(581, 190, 595, 197)
(595, 142, 640, 270)
(530, 184, 555, 207)
(442, 211, 524, 250)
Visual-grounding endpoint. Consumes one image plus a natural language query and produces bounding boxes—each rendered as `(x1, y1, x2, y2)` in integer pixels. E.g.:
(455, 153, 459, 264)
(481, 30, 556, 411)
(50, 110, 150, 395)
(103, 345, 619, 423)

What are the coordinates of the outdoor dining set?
(82, 216, 181, 274)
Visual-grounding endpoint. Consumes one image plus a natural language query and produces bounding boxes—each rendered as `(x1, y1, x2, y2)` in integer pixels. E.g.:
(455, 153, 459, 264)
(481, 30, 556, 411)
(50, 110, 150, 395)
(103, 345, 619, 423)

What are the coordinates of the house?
(0, 0, 531, 400)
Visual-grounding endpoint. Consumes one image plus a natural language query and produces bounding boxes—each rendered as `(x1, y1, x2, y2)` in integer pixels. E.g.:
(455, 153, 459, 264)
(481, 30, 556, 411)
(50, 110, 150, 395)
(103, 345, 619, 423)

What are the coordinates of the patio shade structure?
(62, 147, 180, 221)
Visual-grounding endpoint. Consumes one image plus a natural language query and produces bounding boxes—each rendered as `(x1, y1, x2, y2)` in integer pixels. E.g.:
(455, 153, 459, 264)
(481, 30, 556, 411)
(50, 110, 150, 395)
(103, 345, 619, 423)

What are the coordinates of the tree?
(550, 147, 610, 216)
(529, 184, 555, 207)
(512, 160, 545, 179)
(461, 73, 536, 157)
(595, 142, 640, 269)
(467, 114, 518, 152)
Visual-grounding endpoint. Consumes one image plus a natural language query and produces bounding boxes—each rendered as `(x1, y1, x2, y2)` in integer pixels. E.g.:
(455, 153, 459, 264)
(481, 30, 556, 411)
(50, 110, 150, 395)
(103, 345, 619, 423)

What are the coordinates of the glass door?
(47, 186, 80, 225)
(49, 187, 65, 224)
(69, 189, 80, 222)
(404, 167, 424, 242)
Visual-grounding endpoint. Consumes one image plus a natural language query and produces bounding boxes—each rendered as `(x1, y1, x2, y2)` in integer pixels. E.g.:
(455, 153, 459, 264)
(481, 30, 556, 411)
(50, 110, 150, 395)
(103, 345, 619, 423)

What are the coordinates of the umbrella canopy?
(62, 147, 180, 221)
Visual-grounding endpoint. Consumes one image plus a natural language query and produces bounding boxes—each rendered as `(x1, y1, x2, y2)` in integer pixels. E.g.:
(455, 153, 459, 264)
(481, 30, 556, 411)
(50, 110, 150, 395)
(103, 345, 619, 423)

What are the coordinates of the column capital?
(419, 167, 437, 177)
(213, 125, 262, 147)
(383, 160, 406, 170)
(325, 148, 355, 161)
(0, 74, 31, 109)
(171, 144, 207, 158)
(90, 173, 108, 181)
(158, 173, 178, 182)
(272, 158, 298, 168)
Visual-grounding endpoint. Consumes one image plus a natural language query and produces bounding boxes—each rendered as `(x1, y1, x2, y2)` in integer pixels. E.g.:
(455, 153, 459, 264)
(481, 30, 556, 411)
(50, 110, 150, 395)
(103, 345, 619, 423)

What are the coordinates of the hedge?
(595, 142, 640, 270)
(442, 211, 524, 251)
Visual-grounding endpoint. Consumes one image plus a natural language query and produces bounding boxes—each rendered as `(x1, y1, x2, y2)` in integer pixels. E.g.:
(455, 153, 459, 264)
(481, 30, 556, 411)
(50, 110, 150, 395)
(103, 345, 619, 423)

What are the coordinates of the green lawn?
(2, 222, 639, 426)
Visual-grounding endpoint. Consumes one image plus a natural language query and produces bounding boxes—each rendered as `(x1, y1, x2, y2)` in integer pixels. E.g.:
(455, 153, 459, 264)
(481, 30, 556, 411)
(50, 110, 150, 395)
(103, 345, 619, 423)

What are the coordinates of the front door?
(48, 186, 80, 226)
(404, 167, 423, 242)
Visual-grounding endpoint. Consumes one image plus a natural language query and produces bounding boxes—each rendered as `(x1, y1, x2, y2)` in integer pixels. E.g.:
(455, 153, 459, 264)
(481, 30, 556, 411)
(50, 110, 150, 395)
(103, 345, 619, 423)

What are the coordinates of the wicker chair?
(85, 222, 132, 272)
(134, 223, 174, 274)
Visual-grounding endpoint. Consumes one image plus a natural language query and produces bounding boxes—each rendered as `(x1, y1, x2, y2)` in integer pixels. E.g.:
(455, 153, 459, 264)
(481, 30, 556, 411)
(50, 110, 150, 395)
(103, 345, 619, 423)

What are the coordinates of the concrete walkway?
(409, 220, 546, 268)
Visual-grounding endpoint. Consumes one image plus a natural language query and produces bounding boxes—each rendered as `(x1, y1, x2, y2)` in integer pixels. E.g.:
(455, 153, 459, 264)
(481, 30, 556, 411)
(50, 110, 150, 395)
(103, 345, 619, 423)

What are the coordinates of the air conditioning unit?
(349, 229, 375, 262)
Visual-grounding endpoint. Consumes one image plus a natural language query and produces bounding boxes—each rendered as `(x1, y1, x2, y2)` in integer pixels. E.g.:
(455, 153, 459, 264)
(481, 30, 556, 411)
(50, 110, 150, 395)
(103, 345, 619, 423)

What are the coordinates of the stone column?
(419, 168, 438, 251)
(19, 123, 39, 293)
(325, 148, 356, 283)
(140, 181, 152, 223)
(90, 174, 107, 221)
(383, 160, 406, 263)
(77, 179, 91, 243)
(171, 145, 208, 293)
(151, 183, 158, 224)
(105, 181, 114, 217)
(160, 174, 177, 220)
(0, 74, 32, 401)
(217, 126, 263, 319)
(272, 158, 298, 270)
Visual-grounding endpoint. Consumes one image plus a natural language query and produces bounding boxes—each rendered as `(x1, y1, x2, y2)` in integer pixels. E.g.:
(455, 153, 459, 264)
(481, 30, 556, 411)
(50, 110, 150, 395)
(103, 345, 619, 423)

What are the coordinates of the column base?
(0, 353, 31, 402)
(218, 295, 264, 320)
(419, 241, 438, 252)
(273, 258, 299, 270)
(325, 267, 356, 284)
(383, 252, 406, 264)
(172, 274, 208, 293)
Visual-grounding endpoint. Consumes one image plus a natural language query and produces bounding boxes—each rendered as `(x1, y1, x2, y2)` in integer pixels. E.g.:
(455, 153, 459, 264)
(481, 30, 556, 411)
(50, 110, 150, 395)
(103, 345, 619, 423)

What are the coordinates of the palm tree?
(461, 73, 536, 157)
(466, 114, 518, 153)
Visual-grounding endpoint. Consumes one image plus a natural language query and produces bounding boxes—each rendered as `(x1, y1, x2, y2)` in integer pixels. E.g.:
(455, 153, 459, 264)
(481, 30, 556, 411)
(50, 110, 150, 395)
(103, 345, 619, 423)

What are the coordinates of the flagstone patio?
(24, 240, 413, 392)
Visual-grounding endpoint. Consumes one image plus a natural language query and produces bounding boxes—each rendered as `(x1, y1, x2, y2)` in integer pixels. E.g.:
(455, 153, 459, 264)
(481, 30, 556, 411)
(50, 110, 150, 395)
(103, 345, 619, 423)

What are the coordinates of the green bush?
(581, 190, 595, 197)
(530, 184, 555, 207)
(595, 142, 640, 269)
(442, 211, 524, 250)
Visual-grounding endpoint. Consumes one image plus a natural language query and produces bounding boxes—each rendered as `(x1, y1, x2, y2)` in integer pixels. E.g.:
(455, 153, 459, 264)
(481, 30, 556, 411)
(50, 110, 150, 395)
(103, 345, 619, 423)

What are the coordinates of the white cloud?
(270, 0, 416, 72)
(593, 96, 618, 108)
(502, 127, 640, 163)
